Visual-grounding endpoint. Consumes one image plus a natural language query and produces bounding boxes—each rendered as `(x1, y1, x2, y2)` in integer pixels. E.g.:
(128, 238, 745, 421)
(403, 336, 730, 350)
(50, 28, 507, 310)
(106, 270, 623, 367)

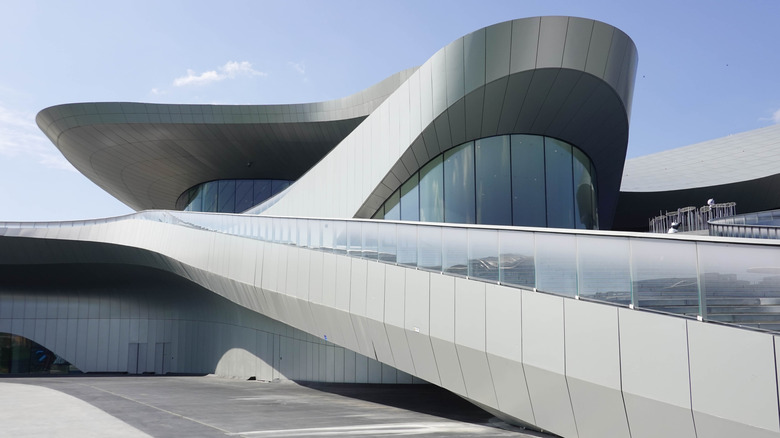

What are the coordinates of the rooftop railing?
(649, 202, 736, 233)
(709, 209, 780, 239)
(3, 210, 780, 333)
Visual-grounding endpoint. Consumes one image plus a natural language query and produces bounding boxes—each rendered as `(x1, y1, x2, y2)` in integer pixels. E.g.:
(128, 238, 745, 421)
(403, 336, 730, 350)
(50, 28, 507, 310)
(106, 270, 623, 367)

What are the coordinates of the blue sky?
(0, 0, 778, 221)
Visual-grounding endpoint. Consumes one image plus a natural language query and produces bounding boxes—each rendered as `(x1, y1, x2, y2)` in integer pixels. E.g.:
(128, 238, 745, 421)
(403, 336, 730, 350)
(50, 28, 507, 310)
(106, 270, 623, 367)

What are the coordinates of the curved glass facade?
(0, 333, 79, 374)
(372, 135, 599, 229)
(176, 179, 293, 213)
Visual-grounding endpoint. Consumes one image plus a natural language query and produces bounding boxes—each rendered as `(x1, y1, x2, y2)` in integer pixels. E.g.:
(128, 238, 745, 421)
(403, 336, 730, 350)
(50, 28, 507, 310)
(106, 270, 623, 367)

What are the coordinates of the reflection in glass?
(631, 239, 699, 311)
(419, 156, 444, 222)
(218, 180, 236, 213)
(417, 225, 442, 271)
(511, 135, 546, 227)
(697, 243, 780, 324)
(499, 230, 535, 288)
(0, 333, 79, 374)
(545, 138, 574, 228)
(577, 235, 630, 304)
(444, 142, 475, 224)
(177, 179, 294, 213)
(475, 137, 511, 225)
(535, 233, 577, 296)
(385, 190, 401, 221)
(400, 174, 420, 221)
(397, 224, 418, 267)
(374, 135, 597, 230)
(378, 222, 397, 263)
(362, 221, 379, 259)
(469, 229, 499, 281)
(202, 181, 218, 212)
(442, 227, 468, 276)
(573, 148, 596, 229)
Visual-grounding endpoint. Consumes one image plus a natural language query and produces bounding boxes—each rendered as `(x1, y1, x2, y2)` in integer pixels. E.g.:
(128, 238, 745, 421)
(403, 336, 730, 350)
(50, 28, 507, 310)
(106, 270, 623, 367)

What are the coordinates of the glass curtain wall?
(176, 179, 293, 213)
(373, 135, 598, 229)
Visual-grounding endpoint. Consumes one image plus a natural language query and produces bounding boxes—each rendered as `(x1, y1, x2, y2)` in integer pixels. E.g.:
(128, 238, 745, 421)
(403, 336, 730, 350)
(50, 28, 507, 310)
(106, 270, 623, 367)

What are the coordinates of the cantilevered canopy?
(36, 68, 417, 211)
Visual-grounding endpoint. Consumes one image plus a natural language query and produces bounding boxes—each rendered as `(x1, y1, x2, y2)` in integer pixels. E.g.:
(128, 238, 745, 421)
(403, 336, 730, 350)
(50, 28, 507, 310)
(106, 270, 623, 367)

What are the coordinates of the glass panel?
(400, 173, 420, 221)
(499, 230, 535, 288)
(202, 181, 218, 212)
(188, 186, 204, 212)
(371, 206, 384, 220)
(630, 239, 699, 314)
(272, 180, 291, 195)
(309, 220, 321, 249)
(468, 229, 499, 281)
(362, 221, 379, 259)
(217, 180, 236, 213)
(321, 220, 335, 252)
(253, 180, 272, 206)
(235, 180, 255, 212)
(475, 137, 511, 225)
(577, 235, 631, 305)
(697, 243, 780, 325)
(442, 227, 468, 276)
(444, 142, 475, 224)
(419, 156, 444, 223)
(0, 333, 79, 374)
(535, 233, 578, 296)
(396, 224, 418, 267)
(297, 219, 308, 247)
(347, 222, 362, 256)
(333, 221, 347, 254)
(590, 161, 599, 228)
(573, 148, 596, 229)
(511, 135, 546, 227)
(378, 222, 397, 263)
(417, 225, 442, 271)
(384, 190, 401, 221)
(272, 217, 282, 243)
(545, 138, 574, 228)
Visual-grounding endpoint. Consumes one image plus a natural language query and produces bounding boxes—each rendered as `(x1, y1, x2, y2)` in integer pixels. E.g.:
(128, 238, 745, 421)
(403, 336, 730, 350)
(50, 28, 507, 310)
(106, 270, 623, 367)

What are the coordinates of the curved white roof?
(621, 123, 780, 192)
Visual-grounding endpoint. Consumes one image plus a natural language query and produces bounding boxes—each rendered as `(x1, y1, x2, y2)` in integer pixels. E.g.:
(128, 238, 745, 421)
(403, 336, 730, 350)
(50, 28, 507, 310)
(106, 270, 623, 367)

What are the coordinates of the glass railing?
(4, 211, 780, 333)
(709, 209, 780, 239)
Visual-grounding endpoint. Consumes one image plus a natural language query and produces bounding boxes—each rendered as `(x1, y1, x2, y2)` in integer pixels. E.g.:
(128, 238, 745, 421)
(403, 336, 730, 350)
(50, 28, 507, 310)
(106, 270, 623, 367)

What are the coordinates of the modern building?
(3, 16, 780, 438)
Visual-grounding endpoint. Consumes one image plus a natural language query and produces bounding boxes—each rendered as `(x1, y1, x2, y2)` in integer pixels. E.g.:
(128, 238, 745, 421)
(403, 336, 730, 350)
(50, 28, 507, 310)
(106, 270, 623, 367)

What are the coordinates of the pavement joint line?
(75, 381, 231, 435)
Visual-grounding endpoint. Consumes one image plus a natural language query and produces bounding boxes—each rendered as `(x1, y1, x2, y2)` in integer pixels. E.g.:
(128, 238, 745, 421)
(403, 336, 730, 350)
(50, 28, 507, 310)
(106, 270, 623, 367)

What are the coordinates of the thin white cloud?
(772, 108, 780, 124)
(0, 104, 76, 171)
(288, 61, 306, 75)
(173, 61, 267, 87)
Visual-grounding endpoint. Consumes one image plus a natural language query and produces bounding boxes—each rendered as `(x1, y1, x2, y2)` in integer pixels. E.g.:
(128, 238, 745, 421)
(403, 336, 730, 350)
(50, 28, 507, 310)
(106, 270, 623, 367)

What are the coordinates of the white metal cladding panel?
(404, 269, 430, 334)
(365, 261, 385, 321)
(349, 315, 374, 359)
(484, 284, 534, 423)
(307, 251, 324, 305)
(536, 16, 568, 68)
(408, 69, 422, 142)
(260, 242, 279, 293)
(564, 299, 630, 438)
(562, 17, 593, 71)
(349, 258, 368, 317)
(510, 18, 539, 74)
(383, 264, 406, 327)
(334, 256, 352, 311)
(404, 269, 439, 384)
(429, 274, 455, 342)
(521, 290, 577, 438)
(284, 246, 300, 297)
(293, 248, 310, 299)
(321, 252, 337, 308)
(688, 321, 780, 438)
(618, 308, 696, 438)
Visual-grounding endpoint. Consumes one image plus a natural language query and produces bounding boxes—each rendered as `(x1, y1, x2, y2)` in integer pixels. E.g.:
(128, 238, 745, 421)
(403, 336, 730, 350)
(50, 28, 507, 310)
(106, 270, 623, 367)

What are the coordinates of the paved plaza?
(0, 376, 549, 437)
